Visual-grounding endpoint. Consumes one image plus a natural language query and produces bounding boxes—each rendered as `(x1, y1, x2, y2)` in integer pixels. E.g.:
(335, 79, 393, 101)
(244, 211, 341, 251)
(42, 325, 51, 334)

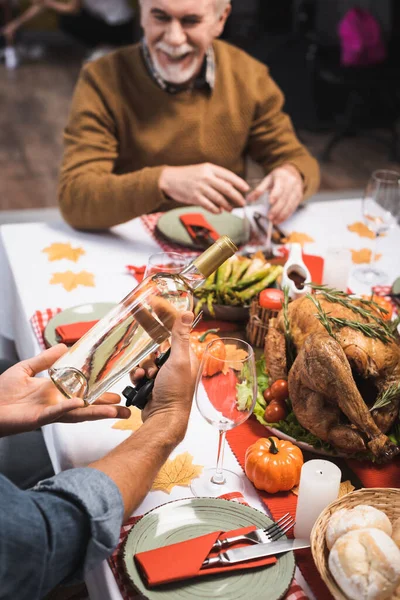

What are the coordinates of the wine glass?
(190, 338, 257, 497)
(354, 169, 400, 286)
(144, 252, 189, 278)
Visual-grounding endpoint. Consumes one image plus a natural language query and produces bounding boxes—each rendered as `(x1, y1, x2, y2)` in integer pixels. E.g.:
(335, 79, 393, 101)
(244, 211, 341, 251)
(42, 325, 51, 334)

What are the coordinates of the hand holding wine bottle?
(49, 237, 237, 405)
(139, 311, 198, 429)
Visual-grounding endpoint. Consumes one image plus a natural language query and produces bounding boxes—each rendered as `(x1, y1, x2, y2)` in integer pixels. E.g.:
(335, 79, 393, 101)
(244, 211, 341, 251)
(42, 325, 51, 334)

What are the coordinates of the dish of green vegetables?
(193, 252, 283, 316)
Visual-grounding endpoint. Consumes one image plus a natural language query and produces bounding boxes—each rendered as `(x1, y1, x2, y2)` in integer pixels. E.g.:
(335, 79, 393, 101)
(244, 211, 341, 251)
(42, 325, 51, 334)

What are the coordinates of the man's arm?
(37, 0, 82, 14)
(1, 4, 44, 40)
(0, 313, 196, 597)
(58, 66, 169, 230)
(246, 67, 320, 202)
(89, 311, 197, 519)
(0, 469, 120, 600)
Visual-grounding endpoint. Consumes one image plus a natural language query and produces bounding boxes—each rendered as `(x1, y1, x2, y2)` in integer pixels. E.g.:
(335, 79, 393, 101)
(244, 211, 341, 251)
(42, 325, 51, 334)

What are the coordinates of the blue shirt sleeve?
(0, 467, 124, 600)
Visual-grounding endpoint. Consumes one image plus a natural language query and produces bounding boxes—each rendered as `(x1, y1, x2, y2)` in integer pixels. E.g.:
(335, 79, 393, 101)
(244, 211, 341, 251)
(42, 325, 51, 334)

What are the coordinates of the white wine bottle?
(49, 236, 237, 405)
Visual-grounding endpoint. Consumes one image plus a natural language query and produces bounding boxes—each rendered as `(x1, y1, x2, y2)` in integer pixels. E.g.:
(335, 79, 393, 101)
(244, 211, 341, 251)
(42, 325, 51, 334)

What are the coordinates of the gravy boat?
(281, 243, 311, 299)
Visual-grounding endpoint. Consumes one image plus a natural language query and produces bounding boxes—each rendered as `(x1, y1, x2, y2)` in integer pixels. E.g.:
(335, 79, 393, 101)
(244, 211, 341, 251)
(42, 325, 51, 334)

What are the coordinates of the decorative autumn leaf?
(112, 408, 142, 433)
(292, 480, 355, 498)
(152, 452, 203, 494)
(43, 242, 85, 262)
(347, 222, 375, 239)
(351, 249, 382, 264)
(222, 344, 249, 374)
(283, 232, 315, 246)
(50, 270, 95, 292)
(338, 480, 355, 498)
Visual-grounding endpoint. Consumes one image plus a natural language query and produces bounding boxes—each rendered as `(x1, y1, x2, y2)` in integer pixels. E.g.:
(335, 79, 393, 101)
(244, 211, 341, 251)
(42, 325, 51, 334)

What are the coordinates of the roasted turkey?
(265, 294, 400, 461)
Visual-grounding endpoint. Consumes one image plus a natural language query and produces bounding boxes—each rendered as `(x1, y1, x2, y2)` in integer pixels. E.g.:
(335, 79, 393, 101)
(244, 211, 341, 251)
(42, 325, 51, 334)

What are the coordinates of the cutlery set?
(201, 513, 310, 569)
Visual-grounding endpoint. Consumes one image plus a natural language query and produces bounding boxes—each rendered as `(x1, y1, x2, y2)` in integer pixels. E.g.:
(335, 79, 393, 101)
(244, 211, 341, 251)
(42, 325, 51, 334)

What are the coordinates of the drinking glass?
(323, 247, 352, 292)
(144, 252, 189, 278)
(242, 179, 273, 256)
(190, 338, 257, 497)
(354, 169, 400, 286)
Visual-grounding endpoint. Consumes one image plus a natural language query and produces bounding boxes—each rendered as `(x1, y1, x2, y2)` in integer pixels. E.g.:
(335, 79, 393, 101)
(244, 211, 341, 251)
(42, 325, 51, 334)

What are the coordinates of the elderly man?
(59, 0, 320, 229)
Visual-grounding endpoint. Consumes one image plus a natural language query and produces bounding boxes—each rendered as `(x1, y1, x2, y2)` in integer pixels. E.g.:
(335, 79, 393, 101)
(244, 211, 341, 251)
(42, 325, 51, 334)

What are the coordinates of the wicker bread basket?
(310, 487, 400, 600)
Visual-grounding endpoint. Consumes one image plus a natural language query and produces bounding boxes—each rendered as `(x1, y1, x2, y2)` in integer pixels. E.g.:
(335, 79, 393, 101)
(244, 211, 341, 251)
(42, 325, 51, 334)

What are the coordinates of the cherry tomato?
(263, 388, 274, 403)
(264, 401, 287, 423)
(259, 288, 285, 311)
(361, 294, 393, 321)
(270, 379, 289, 402)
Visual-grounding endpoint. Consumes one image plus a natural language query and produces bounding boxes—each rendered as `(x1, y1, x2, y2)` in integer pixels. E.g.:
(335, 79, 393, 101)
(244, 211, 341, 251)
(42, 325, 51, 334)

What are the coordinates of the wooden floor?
(0, 39, 399, 212)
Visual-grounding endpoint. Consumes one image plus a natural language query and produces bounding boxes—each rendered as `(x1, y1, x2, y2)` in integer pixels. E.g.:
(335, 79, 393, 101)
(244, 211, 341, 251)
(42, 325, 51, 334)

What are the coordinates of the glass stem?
(369, 233, 379, 273)
(211, 430, 226, 485)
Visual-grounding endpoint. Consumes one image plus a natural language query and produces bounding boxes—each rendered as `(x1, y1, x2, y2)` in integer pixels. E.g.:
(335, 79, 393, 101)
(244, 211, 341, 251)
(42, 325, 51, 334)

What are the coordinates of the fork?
(210, 513, 295, 551)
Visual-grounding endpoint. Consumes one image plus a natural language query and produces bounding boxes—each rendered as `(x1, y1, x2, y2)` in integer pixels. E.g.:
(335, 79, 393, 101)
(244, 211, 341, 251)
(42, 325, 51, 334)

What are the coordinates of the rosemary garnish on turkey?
(307, 294, 337, 339)
(370, 382, 400, 411)
(306, 292, 396, 344)
(310, 284, 392, 334)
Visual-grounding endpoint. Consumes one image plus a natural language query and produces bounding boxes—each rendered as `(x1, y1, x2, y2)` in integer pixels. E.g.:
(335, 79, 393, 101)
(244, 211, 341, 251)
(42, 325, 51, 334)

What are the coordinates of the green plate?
(43, 302, 116, 348)
(156, 207, 249, 249)
(123, 497, 295, 600)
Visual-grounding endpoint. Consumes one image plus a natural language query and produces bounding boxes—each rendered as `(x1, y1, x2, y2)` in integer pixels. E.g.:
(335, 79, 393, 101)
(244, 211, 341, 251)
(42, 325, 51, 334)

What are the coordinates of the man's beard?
(152, 41, 201, 85)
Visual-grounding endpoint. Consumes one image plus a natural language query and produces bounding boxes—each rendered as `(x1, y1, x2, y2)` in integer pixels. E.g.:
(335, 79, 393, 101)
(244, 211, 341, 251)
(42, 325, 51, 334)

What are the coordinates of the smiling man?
(58, 0, 320, 229)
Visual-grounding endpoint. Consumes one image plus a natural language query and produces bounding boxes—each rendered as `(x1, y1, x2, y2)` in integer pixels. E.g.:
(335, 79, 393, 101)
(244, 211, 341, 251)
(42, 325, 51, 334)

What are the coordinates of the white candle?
(294, 460, 341, 540)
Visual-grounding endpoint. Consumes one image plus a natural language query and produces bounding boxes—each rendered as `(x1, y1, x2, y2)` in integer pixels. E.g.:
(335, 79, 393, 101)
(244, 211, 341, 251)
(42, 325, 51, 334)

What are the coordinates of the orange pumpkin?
(245, 436, 303, 494)
(190, 329, 220, 360)
(190, 329, 226, 377)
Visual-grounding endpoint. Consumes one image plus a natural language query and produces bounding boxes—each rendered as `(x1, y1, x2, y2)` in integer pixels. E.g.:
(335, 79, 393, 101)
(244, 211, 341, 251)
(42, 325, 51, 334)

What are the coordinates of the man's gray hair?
(139, 0, 231, 16)
(215, 0, 231, 16)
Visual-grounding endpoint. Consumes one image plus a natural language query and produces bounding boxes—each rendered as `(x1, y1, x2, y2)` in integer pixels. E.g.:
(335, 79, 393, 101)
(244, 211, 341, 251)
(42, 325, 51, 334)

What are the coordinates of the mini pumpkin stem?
(198, 328, 220, 342)
(268, 437, 279, 454)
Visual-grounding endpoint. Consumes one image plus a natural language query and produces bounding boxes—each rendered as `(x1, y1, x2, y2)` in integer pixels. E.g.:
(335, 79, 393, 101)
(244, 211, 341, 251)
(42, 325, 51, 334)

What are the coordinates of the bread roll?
(329, 528, 400, 600)
(393, 517, 400, 548)
(326, 505, 392, 550)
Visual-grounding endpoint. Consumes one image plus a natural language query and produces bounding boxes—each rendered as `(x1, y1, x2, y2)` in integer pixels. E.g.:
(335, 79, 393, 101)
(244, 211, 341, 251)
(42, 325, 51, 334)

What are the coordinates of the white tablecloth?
(0, 199, 399, 599)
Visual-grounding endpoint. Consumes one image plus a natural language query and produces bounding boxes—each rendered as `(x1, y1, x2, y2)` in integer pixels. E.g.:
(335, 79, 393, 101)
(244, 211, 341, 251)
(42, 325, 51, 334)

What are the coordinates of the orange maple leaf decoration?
(338, 480, 355, 498)
(222, 344, 249, 374)
(152, 452, 203, 494)
(350, 249, 382, 264)
(292, 480, 354, 498)
(283, 232, 315, 246)
(347, 222, 375, 239)
(112, 408, 143, 433)
(43, 242, 85, 263)
(50, 271, 95, 292)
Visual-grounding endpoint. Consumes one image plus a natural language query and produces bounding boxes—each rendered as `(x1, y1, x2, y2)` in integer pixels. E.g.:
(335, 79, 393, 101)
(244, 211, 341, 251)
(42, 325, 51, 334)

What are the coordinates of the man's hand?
(247, 164, 304, 224)
(131, 312, 198, 441)
(1, 21, 17, 40)
(159, 163, 249, 214)
(0, 345, 130, 437)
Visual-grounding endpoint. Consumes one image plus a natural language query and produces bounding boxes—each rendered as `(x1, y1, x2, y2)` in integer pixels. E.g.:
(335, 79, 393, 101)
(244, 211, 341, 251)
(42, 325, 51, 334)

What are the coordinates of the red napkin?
(126, 265, 146, 282)
(55, 320, 99, 344)
(134, 525, 277, 587)
(179, 213, 220, 245)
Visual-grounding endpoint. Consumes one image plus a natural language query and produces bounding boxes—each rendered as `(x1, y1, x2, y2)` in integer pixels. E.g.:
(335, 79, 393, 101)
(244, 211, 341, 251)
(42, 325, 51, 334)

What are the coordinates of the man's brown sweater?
(59, 40, 320, 230)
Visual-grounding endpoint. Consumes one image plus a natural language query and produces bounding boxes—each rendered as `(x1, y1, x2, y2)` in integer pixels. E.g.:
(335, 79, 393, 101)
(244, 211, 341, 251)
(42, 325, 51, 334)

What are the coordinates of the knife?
(202, 538, 310, 568)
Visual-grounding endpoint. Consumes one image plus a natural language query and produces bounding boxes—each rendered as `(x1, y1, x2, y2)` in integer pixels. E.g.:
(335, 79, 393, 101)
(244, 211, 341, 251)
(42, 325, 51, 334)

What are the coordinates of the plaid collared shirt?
(141, 39, 215, 94)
